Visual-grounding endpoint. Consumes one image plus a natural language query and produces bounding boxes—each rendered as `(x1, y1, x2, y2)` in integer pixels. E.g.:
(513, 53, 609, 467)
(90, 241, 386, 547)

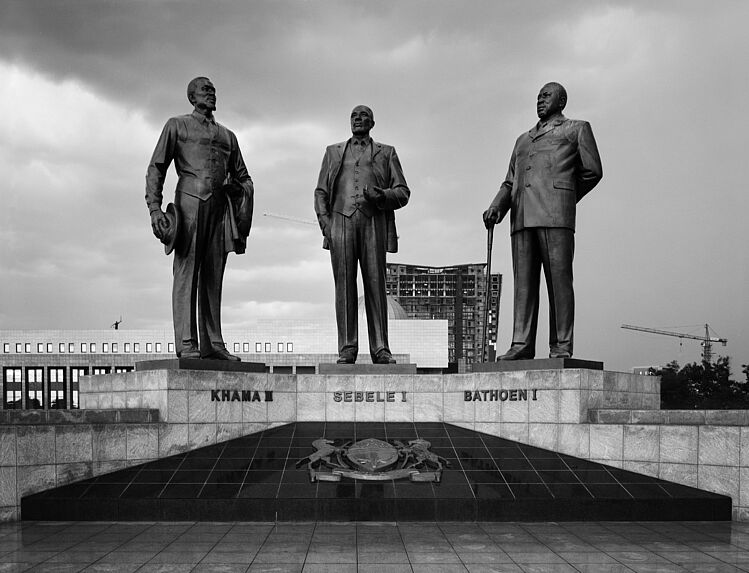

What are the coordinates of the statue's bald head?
(187, 77, 212, 104)
(537, 82, 567, 120)
(543, 82, 567, 106)
(350, 105, 375, 137)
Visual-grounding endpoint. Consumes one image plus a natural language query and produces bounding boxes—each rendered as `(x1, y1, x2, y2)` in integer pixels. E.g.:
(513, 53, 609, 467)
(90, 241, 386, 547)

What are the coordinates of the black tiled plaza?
(22, 423, 731, 522)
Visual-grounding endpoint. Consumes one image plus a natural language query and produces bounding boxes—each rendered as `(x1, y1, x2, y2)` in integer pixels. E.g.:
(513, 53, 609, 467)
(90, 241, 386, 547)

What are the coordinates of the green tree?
(658, 356, 749, 409)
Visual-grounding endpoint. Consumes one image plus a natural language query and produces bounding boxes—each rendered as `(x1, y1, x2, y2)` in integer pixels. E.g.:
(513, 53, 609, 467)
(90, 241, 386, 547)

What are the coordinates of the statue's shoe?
(203, 349, 241, 362)
(373, 350, 396, 364)
(336, 353, 356, 364)
(179, 350, 201, 359)
(498, 347, 534, 361)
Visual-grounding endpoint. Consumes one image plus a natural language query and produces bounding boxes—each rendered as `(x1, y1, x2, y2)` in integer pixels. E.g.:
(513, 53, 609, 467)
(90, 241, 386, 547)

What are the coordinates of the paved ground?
(2, 521, 749, 572)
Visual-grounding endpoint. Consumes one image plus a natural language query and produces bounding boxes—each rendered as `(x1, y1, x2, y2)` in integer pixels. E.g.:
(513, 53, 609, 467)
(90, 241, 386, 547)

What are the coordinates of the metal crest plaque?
(296, 437, 449, 482)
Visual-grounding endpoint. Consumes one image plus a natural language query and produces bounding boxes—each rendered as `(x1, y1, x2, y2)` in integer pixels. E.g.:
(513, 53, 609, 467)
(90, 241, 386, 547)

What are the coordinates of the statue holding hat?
(145, 77, 254, 360)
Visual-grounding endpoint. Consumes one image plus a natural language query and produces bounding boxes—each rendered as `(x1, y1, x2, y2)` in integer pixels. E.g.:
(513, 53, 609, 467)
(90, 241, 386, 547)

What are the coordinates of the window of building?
(48, 388, 66, 409)
(71, 368, 87, 383)
(92, 367, 110, 375)
(48, 368, 66, 409)
(114, 366, 133, 373)
(25, 367, 44, 409)
(168, 343, 174, 353)
(233, 343, 241, 353)
(102, 343, 109, 353)
(264, 343, 271, 353)
(124, 343, 131, 353)
(278, 343, 284, 353)
(146, 343, 153, 353)
(2, 343, 9, 353)
(155, 342, 162, 353)
(46, 343, 53, 353)
(24, 343, 31, 353)
(255, 342, 262, 353)
(70, 367, 86, 410)
(112, 343, 118, 353)
(81, 343, 87, 354)
(3, 367, 22, 410)
(59, 343, 65, 353)
(243, 343, 250, 353)
(287, 342, 293, 353)
(15, 343, 22, 353)
(37, 343, 44, 353)
(90, 343, 96, 353)
(133, 343, 140, 353)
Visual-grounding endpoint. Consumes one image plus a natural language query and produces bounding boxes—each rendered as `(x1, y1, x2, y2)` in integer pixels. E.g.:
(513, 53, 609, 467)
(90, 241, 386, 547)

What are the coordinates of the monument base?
(318, 363, 417, 374)
(135, 358, 266, 373)
(473, 357, 603, 372)
(22, 421, 731, 522)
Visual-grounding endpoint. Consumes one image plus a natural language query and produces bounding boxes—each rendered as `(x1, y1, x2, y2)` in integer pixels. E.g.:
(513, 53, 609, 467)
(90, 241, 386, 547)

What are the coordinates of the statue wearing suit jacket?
(484, 83, 602, 360)
(314, 105, 410, 364)
(146, 77, 253, 361)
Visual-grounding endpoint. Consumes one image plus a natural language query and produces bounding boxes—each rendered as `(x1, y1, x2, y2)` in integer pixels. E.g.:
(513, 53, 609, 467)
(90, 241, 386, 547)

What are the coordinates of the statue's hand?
(363, 185, 385, 207)
(483, 207, 501, 229)
(319, 215, 332, 241)
(222, 180, 243, 199)
(150, 209, 169, 240)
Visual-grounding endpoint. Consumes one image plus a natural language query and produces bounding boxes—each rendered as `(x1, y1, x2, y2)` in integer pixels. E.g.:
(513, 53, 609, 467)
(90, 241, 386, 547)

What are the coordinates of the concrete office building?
(0, 309, 447, 411)
(386, 263, 501, 370)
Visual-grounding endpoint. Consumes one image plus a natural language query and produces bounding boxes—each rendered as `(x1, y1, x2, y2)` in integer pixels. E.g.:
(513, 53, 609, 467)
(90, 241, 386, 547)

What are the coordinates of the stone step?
(589, 409, 749, 426)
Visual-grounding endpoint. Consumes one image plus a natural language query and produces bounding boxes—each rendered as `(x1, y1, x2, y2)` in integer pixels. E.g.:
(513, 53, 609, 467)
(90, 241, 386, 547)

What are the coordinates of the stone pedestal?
(135, 358, 265, 372)
(473, 358, 603, 372)
(318, 363, 417, 374)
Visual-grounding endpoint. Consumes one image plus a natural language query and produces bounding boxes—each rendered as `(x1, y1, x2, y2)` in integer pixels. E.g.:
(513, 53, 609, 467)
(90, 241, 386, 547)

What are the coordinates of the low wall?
(0, 409, 162, 522)
(580, 409, 749, 521)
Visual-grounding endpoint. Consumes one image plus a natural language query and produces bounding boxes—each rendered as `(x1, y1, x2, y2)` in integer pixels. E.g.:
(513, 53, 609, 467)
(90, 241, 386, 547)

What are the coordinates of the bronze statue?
(314, 106, 410, 364)
(146, 77, 254, 360)
(483, 83, 602, 360)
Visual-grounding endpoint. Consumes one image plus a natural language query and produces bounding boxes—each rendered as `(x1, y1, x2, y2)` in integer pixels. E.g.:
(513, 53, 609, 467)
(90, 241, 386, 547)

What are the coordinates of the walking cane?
(482, 225, 494, 362)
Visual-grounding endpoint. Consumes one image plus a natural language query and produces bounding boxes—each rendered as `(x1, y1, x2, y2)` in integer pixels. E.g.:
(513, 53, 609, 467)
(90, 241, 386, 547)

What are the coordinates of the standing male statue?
(146, 77, 254, 360)
(483, 82, 602, 360)
(314, 105, 410, 364)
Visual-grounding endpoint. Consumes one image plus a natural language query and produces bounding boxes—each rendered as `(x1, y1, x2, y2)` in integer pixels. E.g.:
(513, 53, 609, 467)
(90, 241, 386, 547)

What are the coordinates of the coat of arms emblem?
(296, 437, 449, 482)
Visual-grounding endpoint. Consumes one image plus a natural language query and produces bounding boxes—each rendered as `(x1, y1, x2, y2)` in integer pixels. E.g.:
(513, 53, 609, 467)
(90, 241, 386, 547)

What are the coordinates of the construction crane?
(262, 212, 316, 226)
(621, 323, 727, 364)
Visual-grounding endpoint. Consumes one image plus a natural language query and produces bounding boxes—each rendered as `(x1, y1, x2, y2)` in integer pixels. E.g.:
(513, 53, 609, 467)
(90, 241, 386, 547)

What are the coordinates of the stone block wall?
(0, 408, 279, 523)
(576, 409, 749, 521)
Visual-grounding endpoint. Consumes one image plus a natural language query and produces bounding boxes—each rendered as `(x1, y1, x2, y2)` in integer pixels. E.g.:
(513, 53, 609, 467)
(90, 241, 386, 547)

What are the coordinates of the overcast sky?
(1, 0, 747, 373)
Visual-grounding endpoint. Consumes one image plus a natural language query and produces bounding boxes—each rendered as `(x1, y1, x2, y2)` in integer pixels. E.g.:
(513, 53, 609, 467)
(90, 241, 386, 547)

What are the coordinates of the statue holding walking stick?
(483, 82, 602, 360)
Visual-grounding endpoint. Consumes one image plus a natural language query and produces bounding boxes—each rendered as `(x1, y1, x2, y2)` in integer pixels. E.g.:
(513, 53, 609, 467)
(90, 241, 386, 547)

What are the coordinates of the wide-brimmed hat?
(161, 203, 181, 255)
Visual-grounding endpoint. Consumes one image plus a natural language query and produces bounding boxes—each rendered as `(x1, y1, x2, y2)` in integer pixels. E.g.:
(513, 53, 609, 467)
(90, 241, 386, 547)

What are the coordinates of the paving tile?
(300, 565, 356, 573)
(464, 566, 525, 573)
(411, 565, 469, 573)
(247, 565, 303, 573)
(134, 565, 196, 573)
(80, 564, 142, 572)
(25, 565, 86, 573)
(191, 565, 249, 573)
(572, 566, 636, 573)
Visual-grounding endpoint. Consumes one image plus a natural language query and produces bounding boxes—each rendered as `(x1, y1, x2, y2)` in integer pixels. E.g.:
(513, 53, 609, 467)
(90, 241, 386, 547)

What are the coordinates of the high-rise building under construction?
(386, 263, 501, 371)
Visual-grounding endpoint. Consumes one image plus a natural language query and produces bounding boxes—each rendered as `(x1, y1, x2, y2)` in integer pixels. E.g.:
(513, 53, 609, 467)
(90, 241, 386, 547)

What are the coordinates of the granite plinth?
(318, 363, 417, 374)
(135, 358, 266, 373)
(473, 358, 604, 372)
